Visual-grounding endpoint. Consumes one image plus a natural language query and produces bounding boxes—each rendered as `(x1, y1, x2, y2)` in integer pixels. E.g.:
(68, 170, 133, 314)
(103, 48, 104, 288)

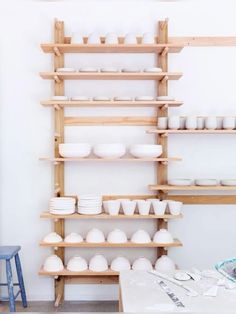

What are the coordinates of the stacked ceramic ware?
(77, 194, 102, 215)
(49, 197, 76, 215)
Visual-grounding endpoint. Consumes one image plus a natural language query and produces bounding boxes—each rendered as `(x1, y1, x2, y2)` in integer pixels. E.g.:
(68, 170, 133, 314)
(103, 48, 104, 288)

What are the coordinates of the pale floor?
(0, 301, 119, 312)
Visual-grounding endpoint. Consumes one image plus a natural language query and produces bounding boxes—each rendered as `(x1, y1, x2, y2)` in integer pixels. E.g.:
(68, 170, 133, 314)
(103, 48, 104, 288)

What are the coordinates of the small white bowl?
(195, 179, 218, 186)
(168, 201, 183, 216)
(67, 256, 88, 272)
(87, 33, 101, 44)
(89, 254, 108, 272)
(59, 143, 91, 158)
(114, 97, 133, 101)
(122, 67, 140, 73)
(155, 255, 175, 274)
(93, 143, 126, 158)
(137, 200, 151, 215)
(64, 233, 83, 243)
(43, 255, 64, 272)
(143, 67, 162, 73)
(107, 200, 120, 216)
(152, 200, 167, 215)
(124, 33, 137, 44)
(110, 257, 131, 271)
(93, 96, 112, 101)
(157, 96, 175, 101)
(153, 229, 173, 244)
(105, 33, 119, 44)
(142, 33, 155, 44)
(132, 257, 153, 271)
(168, 179, 192, 186)
(107, 229, 127, 243)
(56, 67, 76, 73)
(43, 232, 63, 243)
(100, 67, 119, 73)
(86, 228, 105, 243)
(135, 96, 154, 101)
(220, 179, 236, 186)
(121, 200, 136, 215)
(71, 96, 91, 101)
(51, 96, 69, 101)
(130, 144, 162, 158)
(79, 67, 99, 72)
(131, 230, 151, 243)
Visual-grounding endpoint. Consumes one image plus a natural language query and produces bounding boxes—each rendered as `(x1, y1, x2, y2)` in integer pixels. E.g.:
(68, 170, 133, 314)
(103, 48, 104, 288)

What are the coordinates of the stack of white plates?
(78, 195, 102, 215)
(49, 197, 76, 215)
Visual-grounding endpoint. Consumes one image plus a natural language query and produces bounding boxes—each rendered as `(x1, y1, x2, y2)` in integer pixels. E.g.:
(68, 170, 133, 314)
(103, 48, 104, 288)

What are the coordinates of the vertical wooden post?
(157, 19, 169, 257)
(54, 19, 65, 306)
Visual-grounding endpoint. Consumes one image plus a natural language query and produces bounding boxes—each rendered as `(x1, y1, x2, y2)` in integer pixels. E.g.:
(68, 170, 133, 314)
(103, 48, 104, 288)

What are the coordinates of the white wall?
(1, 0, 236, 301)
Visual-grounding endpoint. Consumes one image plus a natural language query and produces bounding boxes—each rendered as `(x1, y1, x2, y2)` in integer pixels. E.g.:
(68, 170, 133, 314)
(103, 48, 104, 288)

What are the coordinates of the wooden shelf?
(40, 212, 182, 220)
(147, 129, 236, 135)
(149, 185, 236, 191)
(39, 72, 182, 81)
(41, 100, 183, 108)
(39, 268, 119, 277)
(39, 157, 181, 163)
(39, 239, 182, 248)
(41, 43, 183, 54)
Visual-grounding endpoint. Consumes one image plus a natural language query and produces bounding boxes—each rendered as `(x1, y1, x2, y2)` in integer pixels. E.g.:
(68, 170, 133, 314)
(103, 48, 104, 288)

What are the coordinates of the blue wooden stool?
(0, 246, 27, 312)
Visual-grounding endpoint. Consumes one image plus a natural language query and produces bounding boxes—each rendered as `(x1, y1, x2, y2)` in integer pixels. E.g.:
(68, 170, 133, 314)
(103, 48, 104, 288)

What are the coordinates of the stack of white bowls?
(78, 194, 102, 215)
(49, 197, 76, 215)
(59, 143, 92, 158)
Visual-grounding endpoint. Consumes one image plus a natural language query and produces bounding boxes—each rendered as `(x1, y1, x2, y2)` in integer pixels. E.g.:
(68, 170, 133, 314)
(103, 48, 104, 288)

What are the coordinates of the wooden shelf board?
(147, 129, 236, 134)
(41, 100, 183, 108)
(41, 43, 183, 54)
(40, 72, 182, 81)
(39, 239, 182, 248)
(39, 268, 119, 276)
(149, 185, 236, 191)
(39, 157, 181, 162)
(40, 212, 182, 220)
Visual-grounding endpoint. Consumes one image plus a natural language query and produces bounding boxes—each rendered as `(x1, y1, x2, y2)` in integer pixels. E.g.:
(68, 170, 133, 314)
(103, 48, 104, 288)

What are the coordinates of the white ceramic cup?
(121, 200, 136, 215)
(137, 200, 151, 215)
(157, 117, 168, 129)
(107, 200, 120, 216)
(185, 116, 197, 130)
(168, 116, 180, 130)
(153, 200, 167, 215)
(87, 33, 101, 44)
(205, 117, 217, 130)
(124, 33, 137, 44)
(197, 117, 205, 129)
(105, 33, 119, 44)
(142, 32, 155, 44)
(223, 117, 235, 130)
(168, 201, 183, 215)
(71, 33, 84, 44)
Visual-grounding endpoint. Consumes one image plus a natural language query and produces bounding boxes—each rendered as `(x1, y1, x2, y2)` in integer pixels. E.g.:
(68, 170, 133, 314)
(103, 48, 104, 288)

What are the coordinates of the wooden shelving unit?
(149, 185, 236, 191)
(39, 19, 183, 306)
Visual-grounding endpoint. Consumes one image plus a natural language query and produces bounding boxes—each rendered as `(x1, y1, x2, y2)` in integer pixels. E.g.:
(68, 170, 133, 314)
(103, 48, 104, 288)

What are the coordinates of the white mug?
(223, 117, 235, 130)
(105, 33, 119, 44)
(168, 116, 180, 130)
(205, 116, 217, 130)
(197, 117, 205, 129)
(157, 117, 168, 129)
(185, 116, 197, 130)
(71, 33, 84, 44)
(142, 32, 155, 44)
(124, 33, 137, 44)
(87, 33, 101, 44)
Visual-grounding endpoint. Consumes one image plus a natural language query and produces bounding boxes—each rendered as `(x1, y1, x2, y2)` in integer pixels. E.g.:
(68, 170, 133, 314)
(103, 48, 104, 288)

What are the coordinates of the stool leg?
(15, 253, 27, 308)
(6, 259, 15, 312)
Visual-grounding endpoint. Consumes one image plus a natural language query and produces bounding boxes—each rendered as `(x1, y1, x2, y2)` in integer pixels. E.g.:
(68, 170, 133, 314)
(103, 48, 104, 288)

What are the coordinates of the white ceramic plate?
(114, 97, 133, 101)
(93, 96, 112, 101)
(168, 179, 192, 186)
(157, 96, 175, 101)
(135, 96, 154, 101)
(100, 67, 119, 73)
(79, 67, 99, 72)
(51, 96, 69, 101)
(122, 68, 141, 73)
(220, 179, 236, 186)
(143, 67, 162, 73)
(49, 209, 75, 215)
(56, 68, 76, 72)
(195, 179, 218, 186)
(71, 96, 91, 101)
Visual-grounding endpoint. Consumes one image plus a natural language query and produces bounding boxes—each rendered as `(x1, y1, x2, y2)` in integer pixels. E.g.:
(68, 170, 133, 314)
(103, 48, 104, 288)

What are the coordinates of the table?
(119, 270, 236, 312)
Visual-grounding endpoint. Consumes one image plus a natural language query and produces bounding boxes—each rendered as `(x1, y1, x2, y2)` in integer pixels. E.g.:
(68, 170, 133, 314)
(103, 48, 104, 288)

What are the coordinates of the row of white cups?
(158, 116, 236, 130)
(43, 254, 175, 273)
(43, 228, 175, 244)
(55, 66, 162, 73)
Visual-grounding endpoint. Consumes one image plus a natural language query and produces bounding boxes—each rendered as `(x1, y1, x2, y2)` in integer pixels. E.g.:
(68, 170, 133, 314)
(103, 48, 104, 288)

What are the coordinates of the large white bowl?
(121, 200, 136, 215)
(153, 229, 173, 244)
(67, 256, 88, 272)
(64, 233, 83, 243)
(93, 143, 126, 158)
(132, 257, 153, 271)
(59, 143, 91, 158)
(89, 254, 108, 272)
(155, 255, 175, 274)
(86, 228, 105, 243)
(43, 255, 64, 272)
(131, 230, 151, 243)
(43, 232, 63, 243)
(129, 144, 162, 158)
(107, 229, 127, 243)
(111, 257, 131, 271)
(221, 179, 236, 186)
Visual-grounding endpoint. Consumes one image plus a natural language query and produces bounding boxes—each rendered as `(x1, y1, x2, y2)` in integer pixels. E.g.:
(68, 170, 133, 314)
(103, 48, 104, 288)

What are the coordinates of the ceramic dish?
(59, 143, 92, 158)
(86, 228, 105, 243)
(157, 96, 175, 101)
(168, 201, 183, 216)
(106, 200, 120, 215)
(152, 200, 167, 215)
(51, 96, 69, 101)
(155, 255, 175, 274)
(137, 200, 151, 215)
(143, 67, 162, 73)
(168, 179, 192, 186)
(100, 67, 119, 73)
(43, 232, 63, 243)
(64, 233, 83, 243)
(153, 229, 173, 243)
(122, 68, 141, 73)
(43, 255, 64, 272)
(131, 230, 151, 243)
(56, 67, 76, 72)
(114, 97, 133, 101)
(132, 257, 153, 271)
(135, 96, 154, 101)
(93, 143, 126, 159)
(195, 179, 218, 186)
(110, 257, 131, 271)
(89, 254, 108, 272)
(93, 96, 112, 101)
(129, 144, 162, 158)
(220, 179, 236, 186)
(107, 229, 127, 243)
(67, 256, 88, 272)
(79, 67, 99, 72)
(71, 96, 91, 101)
(121, 200, 136, 215)
(49, 208, 75, 215)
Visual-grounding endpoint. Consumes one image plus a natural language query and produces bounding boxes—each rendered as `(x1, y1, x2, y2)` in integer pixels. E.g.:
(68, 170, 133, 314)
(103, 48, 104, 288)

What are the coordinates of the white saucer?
(51, 96, 69, 101)
(56, 68, 76, 72)
(114, 97, 133, 101)
(93, 97, 111, 101)
(157, 96, 175, 101)
(101, 67, 119, 73)
(135, 96, 154, 101)
(71, 96, 91, 101)
(143, 67, 162, 73)
(79, 67, 99, 72)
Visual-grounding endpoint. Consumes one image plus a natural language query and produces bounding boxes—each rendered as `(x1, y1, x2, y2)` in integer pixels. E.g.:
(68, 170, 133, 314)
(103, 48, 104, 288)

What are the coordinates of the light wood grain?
(169, 195, 236, 204)
(149, 185, 236, 191)
(39, 268, 119, 277)
(147, 129, 236, 134)
(39, 157, 182, 162)
(168, 36, 236, 46)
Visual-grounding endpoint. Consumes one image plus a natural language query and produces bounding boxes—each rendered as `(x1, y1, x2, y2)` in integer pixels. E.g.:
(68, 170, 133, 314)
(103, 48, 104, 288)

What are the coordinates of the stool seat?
(0, 246, 21, 260)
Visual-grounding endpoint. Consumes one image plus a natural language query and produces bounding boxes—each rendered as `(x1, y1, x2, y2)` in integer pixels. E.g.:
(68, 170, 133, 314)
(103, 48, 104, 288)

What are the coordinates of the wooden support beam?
(168, 36, 236, 46)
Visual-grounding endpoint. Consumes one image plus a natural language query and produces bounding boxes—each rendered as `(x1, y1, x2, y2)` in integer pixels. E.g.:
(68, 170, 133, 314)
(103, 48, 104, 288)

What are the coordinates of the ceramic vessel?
(131, 230, 151, 243)
(86, 228, 105, 243)
(132, 257, 153, 271)
(87, 33, 101, 44)
(185, 116, 197, 130)
(168, 201, 183, 215)
(152, 200, 167, 215)
(142, 33, 155, 44)
(129, 144, 162, 158)
(205, 117, 217, 130)
(67, 256, 88, 272)
(106, 200, 120, 215)
(153, 229, 173, 243)
(195, 179, 218, 186)
(59, 143, 91, 158)
(223, 117, 235, 130)
(89, 254, 108, 272)
(197, 117, 205, 129)
(107, 229, 127, 243)
(124, 33, 137, 44)
(168, 179, 192, 186)
(64, 233, 83, 243)
(221, 179, 236, 186)
(110, 257, 131, 271)
(43, 232, 63, 243)
(157, 117, 168, 130)
(43, 255, 64, 272)
(168, 116, 180, 130)
(137, 200, 151, 215)
(121, 200, 136, 215)
(105, 33, 119, 44)
(93, 143, 126, 159)
(155, 255, 175, 274)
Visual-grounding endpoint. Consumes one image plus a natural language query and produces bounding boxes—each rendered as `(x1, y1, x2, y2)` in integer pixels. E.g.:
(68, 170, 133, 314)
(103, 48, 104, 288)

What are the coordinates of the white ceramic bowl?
(93, 96, 111, 101)
(135, 96, 154, 101)
(143, 67, 162, 73)
(93, 143, 126, 159)
(86, 228, 105, 243)
(87, 33, 101, 44)
(100, 67, 119, 73)
(43, 255, 64, 272)
(64, 233, 83, 243)
(155, 255, 175, 274)
(71, 96, 91, 101)
(122, 67, 140, 73)
(59, 143, 91, 158)
(153, 229, 173, 244)
(43, 232, 63, 243)
(132, 257, 153, 271)
(56, 67, 76, 73)
(107, 229, 127, 243)
(142, 32, 155, 44)
(223, 117, 235, 130)
(114, 97, 133, 101)
(105, 33, 119, 44)
(106, 200, 120, 216)
(205, 117, 217, 130)
(157, 96, 175, 101)
(137, 200, 151, 215)
(51, 96, 69, 101)
(110, 257, 131, 271)
(131, 230, 151, 243)
(71, 33, 84, 44)
(79, 67, 99, 72)
(168, 201, 183, 216)
(124, 33, 137, 44)
(152, 200, 167, 215)
(168, 116, 180, 130)
(129, 144, 162, 158)
(195, 179, 218, 186)
(89, 254, 108, 272)
(168, 179, 192, 186)
(221, 179, 236, 186)
(121, 200, 136, 215)
(67, 256, 88, 272)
